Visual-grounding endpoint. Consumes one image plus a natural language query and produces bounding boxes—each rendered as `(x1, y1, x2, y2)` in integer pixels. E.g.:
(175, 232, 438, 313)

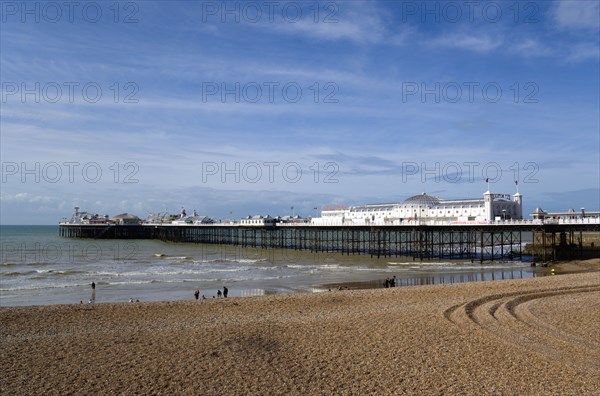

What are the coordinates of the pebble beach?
(1, 259, 598, 395)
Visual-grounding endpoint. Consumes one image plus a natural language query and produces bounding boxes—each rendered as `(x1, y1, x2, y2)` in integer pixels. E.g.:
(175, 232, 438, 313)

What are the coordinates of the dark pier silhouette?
(59, 223, 600, 262)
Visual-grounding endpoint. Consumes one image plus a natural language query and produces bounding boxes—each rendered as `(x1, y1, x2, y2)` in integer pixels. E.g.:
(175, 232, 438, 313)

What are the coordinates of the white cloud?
(429, 33, 503, 53)
(566, 42, 600, 62)
(553, 0, 600, 31)
(0, 193, 57, 203)
(388, 26, 417, 46)
(269, 2, 387, 44)
(510, 39, 553, 57)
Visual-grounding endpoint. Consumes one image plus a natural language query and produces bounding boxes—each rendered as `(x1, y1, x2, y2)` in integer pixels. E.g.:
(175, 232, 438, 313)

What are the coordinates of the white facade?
(240, 215, 277, 226)
(312, 192, 523, 226)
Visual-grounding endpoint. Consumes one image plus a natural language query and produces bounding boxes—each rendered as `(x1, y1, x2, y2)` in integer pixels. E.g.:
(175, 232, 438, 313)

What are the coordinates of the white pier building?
(312, 191, 523, 226)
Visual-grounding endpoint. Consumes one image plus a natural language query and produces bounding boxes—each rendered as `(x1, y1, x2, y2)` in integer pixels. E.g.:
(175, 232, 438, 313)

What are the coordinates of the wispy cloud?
(566, 42, 600, 62)
(429, 33, 503, 53)
(510, 39, 553, 58)
(268, 2, 387, 44)
(0, 193, 58, 204)
(553, 0, 600, 31)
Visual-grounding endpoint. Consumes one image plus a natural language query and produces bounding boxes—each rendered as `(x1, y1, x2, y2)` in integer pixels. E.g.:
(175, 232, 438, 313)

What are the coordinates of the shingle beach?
(2, 260, 598, 395)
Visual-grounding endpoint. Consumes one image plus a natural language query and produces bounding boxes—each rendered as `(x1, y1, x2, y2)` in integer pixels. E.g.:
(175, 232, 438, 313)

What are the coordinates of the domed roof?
(403, 192, 440, 206)
(112, 213, 141, 220)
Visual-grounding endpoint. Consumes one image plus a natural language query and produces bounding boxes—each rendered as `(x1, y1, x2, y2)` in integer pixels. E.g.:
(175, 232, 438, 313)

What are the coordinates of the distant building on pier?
(531, 207, 599, 220)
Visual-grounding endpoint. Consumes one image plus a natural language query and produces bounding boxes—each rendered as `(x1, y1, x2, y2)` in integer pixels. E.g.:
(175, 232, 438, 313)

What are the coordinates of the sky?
(1, 0, 599, 224)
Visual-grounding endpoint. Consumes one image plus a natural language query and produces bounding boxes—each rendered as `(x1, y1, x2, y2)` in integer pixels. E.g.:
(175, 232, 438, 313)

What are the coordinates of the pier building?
(240, 215, 277, 226)
(312, 191, 523, 226)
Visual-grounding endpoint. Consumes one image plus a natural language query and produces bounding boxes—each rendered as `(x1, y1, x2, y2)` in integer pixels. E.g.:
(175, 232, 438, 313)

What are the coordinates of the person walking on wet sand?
(223, 286, 228, 298)
(91, 282, 95, 290)
(194, 289, 200, 300)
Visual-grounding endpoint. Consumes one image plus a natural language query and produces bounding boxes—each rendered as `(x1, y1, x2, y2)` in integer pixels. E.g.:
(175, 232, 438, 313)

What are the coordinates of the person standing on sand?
(194, 289, 200, 300)
(223, 286, 228, 298)
(91, 282, 96, 303)
(217, 289, 222, 298)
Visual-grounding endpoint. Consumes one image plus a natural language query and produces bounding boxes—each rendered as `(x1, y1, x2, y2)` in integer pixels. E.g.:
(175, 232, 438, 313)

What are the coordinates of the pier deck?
(59, 223, 600, 262)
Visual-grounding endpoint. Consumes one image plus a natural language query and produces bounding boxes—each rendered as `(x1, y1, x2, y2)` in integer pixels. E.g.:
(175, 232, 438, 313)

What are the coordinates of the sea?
(0, 225, 544, 306)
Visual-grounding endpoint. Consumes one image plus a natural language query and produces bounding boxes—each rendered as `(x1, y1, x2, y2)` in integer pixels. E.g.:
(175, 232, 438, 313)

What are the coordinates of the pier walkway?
(59, 221, 600, 262)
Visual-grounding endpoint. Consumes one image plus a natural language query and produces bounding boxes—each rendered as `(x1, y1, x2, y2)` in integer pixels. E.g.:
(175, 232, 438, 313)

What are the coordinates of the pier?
(59, 223, 600, 262)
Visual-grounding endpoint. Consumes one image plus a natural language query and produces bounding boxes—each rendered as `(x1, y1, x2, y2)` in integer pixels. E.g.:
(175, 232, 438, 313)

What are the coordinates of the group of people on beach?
(383, 276, 397, 288)
(195, 286, 228, 300)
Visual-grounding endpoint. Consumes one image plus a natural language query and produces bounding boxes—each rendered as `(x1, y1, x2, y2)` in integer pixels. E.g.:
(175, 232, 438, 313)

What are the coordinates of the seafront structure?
(61, 190, 524, 228)
(59, 189, 599, 262)
(312, 191, 522, 226)
(530, 207, 600, 221)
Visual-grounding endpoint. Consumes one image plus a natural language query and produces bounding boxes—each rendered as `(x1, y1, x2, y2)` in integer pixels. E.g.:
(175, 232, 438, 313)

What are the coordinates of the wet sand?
(546, 258, 600, 274)
(1, 259, 599, 395)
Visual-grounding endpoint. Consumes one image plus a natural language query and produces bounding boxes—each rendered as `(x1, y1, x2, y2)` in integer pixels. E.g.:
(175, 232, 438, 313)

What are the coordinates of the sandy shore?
(1, 260, 599, 395)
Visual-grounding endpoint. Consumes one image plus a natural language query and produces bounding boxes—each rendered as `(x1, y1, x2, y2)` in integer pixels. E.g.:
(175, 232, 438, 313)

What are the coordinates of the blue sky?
(1, 0, 599, 224)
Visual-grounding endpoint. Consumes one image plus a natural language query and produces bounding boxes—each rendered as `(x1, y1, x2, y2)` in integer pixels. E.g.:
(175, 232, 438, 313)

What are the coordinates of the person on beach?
(194, 289, 200, 300)
(91, 282, 95, 290)
(223, 286, 228, 298)
(217, 289, 222, 298)
(384, 278, 389, 288)
(391, 276, 396, 287)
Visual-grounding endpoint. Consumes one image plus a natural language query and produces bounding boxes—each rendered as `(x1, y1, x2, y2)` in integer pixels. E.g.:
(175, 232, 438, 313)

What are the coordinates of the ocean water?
(0, 225, 542, 306)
